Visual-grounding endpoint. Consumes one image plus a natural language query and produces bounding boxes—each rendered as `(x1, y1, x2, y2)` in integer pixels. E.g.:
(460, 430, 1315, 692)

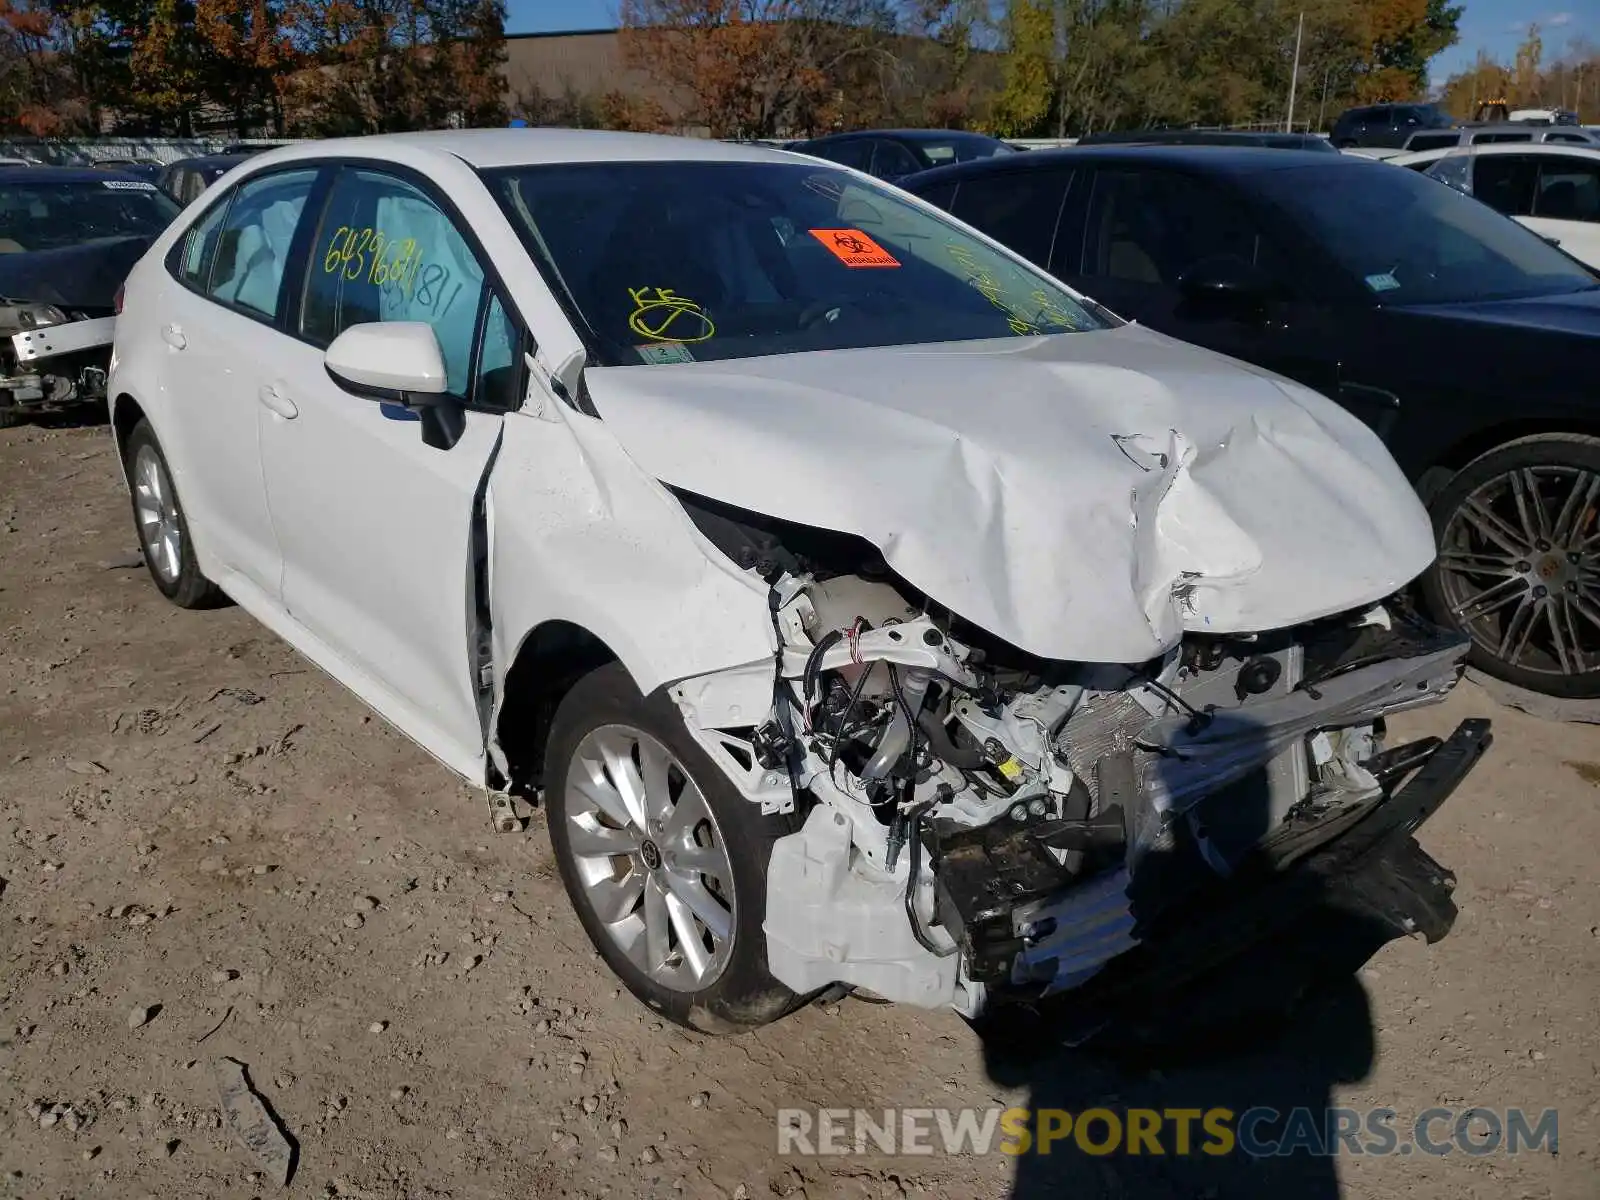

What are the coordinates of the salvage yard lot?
(2, 420, 1598, 1200)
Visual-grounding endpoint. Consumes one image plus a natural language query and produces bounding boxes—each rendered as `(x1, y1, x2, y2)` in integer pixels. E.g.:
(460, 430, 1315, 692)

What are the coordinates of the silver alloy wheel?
(564, 724, 736, 991)
(132, 444, 181, 584)
(1438, 465, 1600, 677)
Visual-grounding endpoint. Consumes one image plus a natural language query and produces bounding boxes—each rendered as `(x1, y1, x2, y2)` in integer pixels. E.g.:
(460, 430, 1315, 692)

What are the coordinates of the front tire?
(545, 665, 800, 1033)
(123, 419, 222, 609)
(1422, 433, 1600, 698)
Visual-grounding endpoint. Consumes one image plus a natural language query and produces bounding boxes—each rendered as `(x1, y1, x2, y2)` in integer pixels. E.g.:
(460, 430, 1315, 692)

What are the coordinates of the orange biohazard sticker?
(809, 228, 901, 268)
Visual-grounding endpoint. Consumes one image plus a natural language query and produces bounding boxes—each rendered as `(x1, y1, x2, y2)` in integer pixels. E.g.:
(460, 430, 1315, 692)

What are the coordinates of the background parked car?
(1401, 123, 1600, 153)
(785, 129, 1016, 181)
(1077, 129, 1338, 152)
(91, 158, 165, 183)
(0, 166, 180, 427)
(1392, 143, 1600, 268)
(157, 153, 255, 204)
(903, 145, 1600, 697)
(1331, 102, 1454, 148)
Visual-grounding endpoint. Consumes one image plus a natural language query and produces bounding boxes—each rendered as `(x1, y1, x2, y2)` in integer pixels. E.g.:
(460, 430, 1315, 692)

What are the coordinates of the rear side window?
(301, 168, 491, 399)
(201, 169, 318, 320)
(1473, 157, 1541, 216)
(949, 169, 1073, 269)
(1472, 131, 1534, 144)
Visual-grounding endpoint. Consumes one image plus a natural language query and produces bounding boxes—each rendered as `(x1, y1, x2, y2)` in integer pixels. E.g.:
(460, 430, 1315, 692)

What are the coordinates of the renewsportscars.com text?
(776, 1106, 1559, 1158)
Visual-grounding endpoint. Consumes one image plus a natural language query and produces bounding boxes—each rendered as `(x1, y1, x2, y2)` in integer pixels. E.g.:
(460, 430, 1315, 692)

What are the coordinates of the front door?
(258, 165, 525, 779)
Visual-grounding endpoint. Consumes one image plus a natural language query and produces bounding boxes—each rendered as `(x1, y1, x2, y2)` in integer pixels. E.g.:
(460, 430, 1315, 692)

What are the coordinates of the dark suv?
(1331, 103, 1454, 149)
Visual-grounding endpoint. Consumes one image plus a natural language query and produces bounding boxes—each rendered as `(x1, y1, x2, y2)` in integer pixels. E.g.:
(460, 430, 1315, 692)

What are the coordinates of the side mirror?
(1176, 255, 1273, 320)
(324, 321, 464, 450)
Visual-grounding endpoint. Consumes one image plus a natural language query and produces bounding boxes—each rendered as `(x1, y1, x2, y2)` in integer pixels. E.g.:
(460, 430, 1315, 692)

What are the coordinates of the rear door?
(258, 164, 527, 779)
(155, 166, 322, 598)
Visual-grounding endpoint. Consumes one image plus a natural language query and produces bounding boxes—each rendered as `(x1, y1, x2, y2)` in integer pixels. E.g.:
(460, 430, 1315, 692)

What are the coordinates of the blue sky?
(508, 0, 1598, 84)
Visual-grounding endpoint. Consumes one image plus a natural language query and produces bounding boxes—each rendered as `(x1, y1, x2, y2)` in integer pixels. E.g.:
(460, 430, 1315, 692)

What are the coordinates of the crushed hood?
(583, 325, 1437, 663)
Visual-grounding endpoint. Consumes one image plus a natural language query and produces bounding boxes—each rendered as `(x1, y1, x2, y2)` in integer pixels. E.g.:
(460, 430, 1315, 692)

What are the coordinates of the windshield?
(915, 134, 1017, 166)
(0, 179, 179, 253)
(1252, 162, 1597, 305)
(486, 160, 1106, 367)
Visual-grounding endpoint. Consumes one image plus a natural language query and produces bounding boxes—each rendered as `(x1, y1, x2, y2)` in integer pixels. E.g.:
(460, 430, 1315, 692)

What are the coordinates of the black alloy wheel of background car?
(899, 145, 1600, 698)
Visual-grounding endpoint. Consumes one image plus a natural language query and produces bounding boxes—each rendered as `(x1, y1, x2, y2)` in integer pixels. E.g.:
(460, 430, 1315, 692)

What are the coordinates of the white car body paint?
(106, 129, 1479, 1018)
(1393, 143, 1600, 270)
(586, 325, 1437, 664)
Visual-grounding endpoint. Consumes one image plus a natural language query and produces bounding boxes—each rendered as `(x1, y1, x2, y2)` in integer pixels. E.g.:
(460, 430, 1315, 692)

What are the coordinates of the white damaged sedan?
(109, 130, 1491, 1033)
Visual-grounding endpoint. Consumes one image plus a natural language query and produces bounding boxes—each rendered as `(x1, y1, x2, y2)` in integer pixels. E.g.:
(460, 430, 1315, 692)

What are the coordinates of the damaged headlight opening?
(669, 493, 1490, 1019)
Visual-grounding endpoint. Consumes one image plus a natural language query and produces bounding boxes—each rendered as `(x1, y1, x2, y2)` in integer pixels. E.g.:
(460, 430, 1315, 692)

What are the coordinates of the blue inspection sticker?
(1364, 272, 1401, 293)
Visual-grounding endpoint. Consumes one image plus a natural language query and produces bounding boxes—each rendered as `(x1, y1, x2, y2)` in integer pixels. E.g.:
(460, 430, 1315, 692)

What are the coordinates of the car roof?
(242, 129, 798, 173)
(1394, 142, 1600, 166)
(0, 165, 148, 184)
(900, 143, 1369, 188)
(164, 153, 252, 171)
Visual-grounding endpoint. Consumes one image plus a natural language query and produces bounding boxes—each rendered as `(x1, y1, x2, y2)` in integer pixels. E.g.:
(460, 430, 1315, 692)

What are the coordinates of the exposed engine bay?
(666, 494, 1490, 1015)
(0, 297, 114, 427)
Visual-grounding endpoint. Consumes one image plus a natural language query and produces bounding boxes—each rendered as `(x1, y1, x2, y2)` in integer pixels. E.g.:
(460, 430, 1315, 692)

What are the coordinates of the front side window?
(302, 168, 490, 397)
(0, 178, 178, 253)
(1252, 161, 1596, 305)
(486, 160, 1107, 368)
(1472, 131, 1533, 145)
(205, 169, 317, 319)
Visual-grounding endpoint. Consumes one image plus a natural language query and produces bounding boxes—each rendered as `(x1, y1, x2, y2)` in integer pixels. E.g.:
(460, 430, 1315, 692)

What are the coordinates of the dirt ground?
(1, 419, 1597, 1200)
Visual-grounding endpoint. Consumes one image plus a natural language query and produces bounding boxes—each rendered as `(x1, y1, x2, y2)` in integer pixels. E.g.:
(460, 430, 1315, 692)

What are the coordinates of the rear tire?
(544, 664, 801, 1033)
(1421, 433, 1600, 698)
(123, 419, 222, 609)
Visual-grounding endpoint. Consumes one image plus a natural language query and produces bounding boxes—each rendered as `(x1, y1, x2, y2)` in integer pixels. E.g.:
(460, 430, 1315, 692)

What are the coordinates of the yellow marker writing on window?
(628, 286, 716, 343)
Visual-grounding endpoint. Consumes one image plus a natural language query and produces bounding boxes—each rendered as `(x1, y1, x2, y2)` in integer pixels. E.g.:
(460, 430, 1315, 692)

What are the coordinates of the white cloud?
(1545, 11, 1574, 27)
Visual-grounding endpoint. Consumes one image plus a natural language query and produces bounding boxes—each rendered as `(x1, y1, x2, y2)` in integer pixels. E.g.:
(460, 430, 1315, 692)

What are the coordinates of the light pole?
(1286, 10, 1304, 132)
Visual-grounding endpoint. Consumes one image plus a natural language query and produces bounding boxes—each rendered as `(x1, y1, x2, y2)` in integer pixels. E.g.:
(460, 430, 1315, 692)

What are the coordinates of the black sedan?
(902, 146, 1600, 698)
(1, 167, 180, 427)
(786, 129, 1017, 181)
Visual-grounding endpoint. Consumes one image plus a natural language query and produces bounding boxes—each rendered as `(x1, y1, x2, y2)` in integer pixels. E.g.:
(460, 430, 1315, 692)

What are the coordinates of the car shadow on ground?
(983, 924, 1383, 1199)
(977, 696, 1463, 1198)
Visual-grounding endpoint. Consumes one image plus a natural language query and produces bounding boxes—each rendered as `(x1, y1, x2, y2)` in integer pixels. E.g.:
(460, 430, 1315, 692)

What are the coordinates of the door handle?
(160, 324, 187, 350)
(257, 383, 298, 420)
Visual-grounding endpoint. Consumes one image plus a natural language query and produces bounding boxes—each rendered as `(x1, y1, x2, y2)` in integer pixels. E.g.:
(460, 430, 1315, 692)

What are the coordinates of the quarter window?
(175, 196, 231, 289)
(204, 169, 318, 320)
(302, 169, 491, 399)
